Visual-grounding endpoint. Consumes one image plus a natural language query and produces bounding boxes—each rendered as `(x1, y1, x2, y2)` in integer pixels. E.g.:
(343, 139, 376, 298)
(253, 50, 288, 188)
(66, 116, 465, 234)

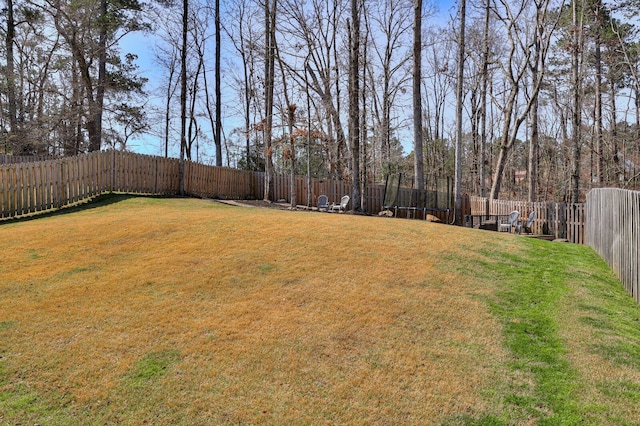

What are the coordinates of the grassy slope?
(0, 195, 639, 425)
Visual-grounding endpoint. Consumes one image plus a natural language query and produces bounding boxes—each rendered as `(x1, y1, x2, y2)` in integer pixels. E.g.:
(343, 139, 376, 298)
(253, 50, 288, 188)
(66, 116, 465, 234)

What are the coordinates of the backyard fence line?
(0, 154, 55, 165)
(0, 151, 454, 222)
(586, 188, 640, 303)
(468, 196, 585, 244)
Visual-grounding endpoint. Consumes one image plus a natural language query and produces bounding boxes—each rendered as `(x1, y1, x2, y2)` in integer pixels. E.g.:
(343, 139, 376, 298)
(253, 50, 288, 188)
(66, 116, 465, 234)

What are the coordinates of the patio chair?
(519, 210, 537, 234)
(317, 195, 329, 212)
(329, 195, 350, 213)
(499, 210, 520, 233)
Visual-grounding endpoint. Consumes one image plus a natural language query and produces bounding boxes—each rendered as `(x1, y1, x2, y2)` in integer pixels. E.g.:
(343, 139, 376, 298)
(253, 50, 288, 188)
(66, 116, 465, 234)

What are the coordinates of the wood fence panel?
(566, 204, 585, 245)
(19, 163, 28, 215)
(469, 196, 489, 216)
(20, 163, 29, 215)
(129, 153, 139, 192)
(112, 152, 121, 191)
(74, 156, 82, 200)
(0, 155, 55, 164)
(6, 165, 14, 216)
(58, 158, 67, 208)
(586, 188, 640, 303)
(1, 165, 7, 217)
(32, 162, 41, 212)
(69, 157, 77, 203)
(468, 197, 585, 243)
(41, 160, 52, 211)
(26, 163, 34, 213)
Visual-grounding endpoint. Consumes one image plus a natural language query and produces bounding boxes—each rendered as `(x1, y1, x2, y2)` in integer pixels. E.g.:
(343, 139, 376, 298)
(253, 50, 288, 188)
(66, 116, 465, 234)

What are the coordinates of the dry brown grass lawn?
(0, 196, 521, 424)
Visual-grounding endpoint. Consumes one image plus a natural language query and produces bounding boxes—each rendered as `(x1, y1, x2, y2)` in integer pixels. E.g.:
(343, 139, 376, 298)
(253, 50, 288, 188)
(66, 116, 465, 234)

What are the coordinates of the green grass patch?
(494, 242, 582, 423)
(126, 350, 181, 384)
(0, 321, 15, 331)
(447, 238, 585, 424)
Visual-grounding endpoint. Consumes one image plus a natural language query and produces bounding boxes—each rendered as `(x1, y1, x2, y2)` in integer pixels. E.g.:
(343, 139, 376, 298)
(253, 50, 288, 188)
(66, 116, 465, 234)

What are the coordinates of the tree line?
(2, 0, 640, 208)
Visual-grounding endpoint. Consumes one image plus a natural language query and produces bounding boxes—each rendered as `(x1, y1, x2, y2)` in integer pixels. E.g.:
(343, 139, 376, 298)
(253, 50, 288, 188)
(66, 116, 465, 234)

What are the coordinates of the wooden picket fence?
(586, 188, 640, 303)
(0, 151, 453, 222)
(468, 196, 585, 244)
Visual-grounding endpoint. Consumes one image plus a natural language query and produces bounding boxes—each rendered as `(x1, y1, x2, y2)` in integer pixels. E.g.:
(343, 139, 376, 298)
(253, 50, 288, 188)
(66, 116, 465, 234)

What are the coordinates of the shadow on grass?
(0, 193, 177, 226)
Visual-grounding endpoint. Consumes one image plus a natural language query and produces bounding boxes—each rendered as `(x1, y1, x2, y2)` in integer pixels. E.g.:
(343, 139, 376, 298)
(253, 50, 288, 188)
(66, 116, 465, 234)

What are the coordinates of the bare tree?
(263, 0, 277, 201)
(273, 35, 297, 208)
(365, 0, 411, 179)
(180, 0, 188, 194)
(422, 28, 455, 176)
(4, 0, 18, 153)
(593, 0, 604, 184)
(488, 0, 558, 200)
(570, 0, 584, 203)
(224, 0, 261, 169)
(480, 0, 491, 197)
(454, 0, 466, 222)
(214, 0, 222, 166)
(279, 0, 348, 178)
(348, 0, 362, 211)
(413, 0, 425, 195)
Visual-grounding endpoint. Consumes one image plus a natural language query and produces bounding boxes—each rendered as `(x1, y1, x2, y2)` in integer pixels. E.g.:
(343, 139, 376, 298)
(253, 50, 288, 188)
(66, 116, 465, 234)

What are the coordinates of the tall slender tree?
(570, 0, 584, 203)
(480, 0, 491, 198)
(413, 0, 424, 199)
(454, 0, 466, 223)
(4, 0, 18, 153)
(528, 2, 545, 202)
(348, 0, 362, 211)
(179, 0, 188, 195)
(593, 0, 604, 184)
(214, 0, 222, 166)
(263, 0, 277, 201)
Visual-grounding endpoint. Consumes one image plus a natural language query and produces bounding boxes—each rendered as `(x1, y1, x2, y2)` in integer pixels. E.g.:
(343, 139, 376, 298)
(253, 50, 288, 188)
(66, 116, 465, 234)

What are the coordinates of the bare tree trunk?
(413, 0, 424, 199)
(570, 0, 582, 203)
(5, 0, 18, 153)
(334, 6, 344, 179)
(454, 0, 466, 223)
(165, 58, 177, 158)
(263, 0, 277, 201)
(611, 82, 620, 182)
(528, 13, 542, 203)
(89, 0, 108, 152)
(361, 11, 369, 212)
(528, 92, 539, 202)
(594, 0, 603, 185)
(214, 0, 222, 166)
(348, 0, 362, 212)
(180, 0, 188, 195)
(187, 53, 204, 161)
(274, 37, 296, 209)
(480, 0, 490, 197)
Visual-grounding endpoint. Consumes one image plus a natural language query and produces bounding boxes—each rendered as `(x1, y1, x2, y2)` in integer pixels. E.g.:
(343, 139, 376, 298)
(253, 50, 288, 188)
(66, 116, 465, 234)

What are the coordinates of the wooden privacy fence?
(0, 151, 179, 218)
(1, 151, 453, 221)
(586, 188, 640, 303)
(468, 196, 585, 244)
(0, 154, 54, 165)
(0, 151, 263, 218)
(267, 175, 451, 219)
